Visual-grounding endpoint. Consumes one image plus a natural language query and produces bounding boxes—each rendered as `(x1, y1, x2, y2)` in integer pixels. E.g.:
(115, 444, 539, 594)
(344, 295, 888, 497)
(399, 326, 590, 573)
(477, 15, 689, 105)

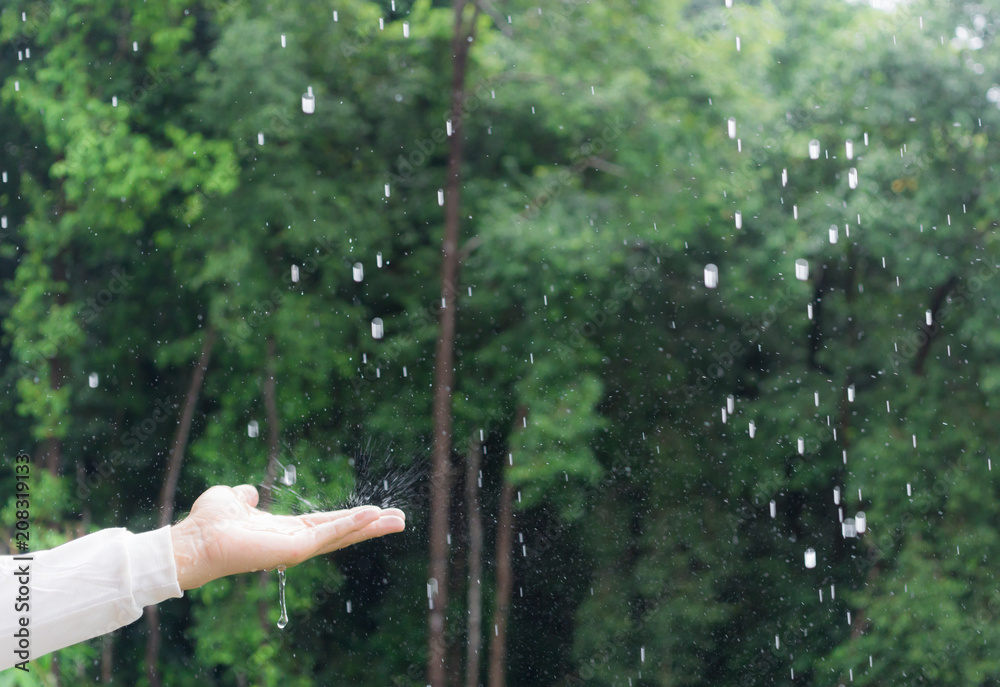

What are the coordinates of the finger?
(307, 506, 381, 548)
(297, 505, 379, 528)
(233, 484, 260, 508)
(314, 514, 405, 555)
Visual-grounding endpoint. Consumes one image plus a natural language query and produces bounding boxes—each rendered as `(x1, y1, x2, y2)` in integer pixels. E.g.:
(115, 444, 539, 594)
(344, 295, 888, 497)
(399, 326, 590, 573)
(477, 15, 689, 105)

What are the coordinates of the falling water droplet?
(734, 211, 742, 229)
(89, 372, 99, 388)
(804, 548, 816, 568)
(248, 420, 259, 438)
(925, 309, 933, 326)
(847, 384, 856, 402)
(748, 421, 756, 438)
(833, 486, 841, 505)
(281, 34, 287, 47)
(302, 86, 315, 114)
(842, 518, 857, 538)
(258, 132, 265, 145)
(438, 189, 445, 206)
(403, 21, 410, 37)
(372, 318, 384, 339)
(906, 483, 912, 497)
(276, 566, 289, 628)
(795, 259, 809, 281)
(353, 262, 364, 282)
(829, 225, 839, 244)
(704, 264, 719, 289)
(291, 265, 300, 282)
(845, 139, 854, 159)
(855, 511, 866, 533)
(769, 500, 776, 518)
(797, 437, 805, 455)
(376, 252, 384, 268)
(281, 464, 297, 486)
(726, 395, 735, 414)
(384, 183, 391, 198)
(727, 117, 737, 139)
(848, 167, 858, 189)
(808, 139, 821, 159)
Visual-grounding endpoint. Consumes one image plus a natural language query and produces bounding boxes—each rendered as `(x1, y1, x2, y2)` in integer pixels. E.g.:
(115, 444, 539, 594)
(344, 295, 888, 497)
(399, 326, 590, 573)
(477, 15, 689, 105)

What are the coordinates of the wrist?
(170, 519, 209, 590)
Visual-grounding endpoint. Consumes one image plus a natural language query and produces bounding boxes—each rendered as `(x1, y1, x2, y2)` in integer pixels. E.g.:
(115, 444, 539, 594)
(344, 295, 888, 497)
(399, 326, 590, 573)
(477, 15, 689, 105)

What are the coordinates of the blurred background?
(2, 0, 1000, 684)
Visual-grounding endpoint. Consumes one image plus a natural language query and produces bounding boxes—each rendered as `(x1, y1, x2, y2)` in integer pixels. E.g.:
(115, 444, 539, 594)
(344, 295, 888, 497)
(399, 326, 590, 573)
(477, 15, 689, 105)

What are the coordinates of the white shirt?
(0, 526, 183, 672)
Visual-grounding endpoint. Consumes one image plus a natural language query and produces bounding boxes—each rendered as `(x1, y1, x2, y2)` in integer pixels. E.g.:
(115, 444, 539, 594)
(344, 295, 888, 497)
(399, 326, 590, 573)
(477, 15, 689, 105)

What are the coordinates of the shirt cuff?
(124, 526, 184, 608)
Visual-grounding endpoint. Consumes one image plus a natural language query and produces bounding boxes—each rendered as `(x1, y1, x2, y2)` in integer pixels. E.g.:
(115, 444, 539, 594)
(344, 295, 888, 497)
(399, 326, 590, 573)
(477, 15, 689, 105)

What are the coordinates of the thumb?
(232, 484, 260, 507)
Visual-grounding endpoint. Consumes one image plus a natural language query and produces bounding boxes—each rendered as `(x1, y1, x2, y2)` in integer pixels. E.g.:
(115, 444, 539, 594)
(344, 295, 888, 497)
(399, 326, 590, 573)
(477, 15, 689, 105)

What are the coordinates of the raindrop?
(403, 21, 410, 37)
(829, 225, 839, 244)
(781, 168, 788, 187)
(848, 167, 858, 189)
(775, 635, 780, 650)
(845, 139, 854, 159)
(372, 318, 384, 339)
(795, 259, 809, 281)
(438, 189, 445, 206)
(734, 211, 742, 229)
(446, 120, 453, 136)
(804, 548, 816, 568)
(792, 205, 798, 219)
(258, 132, 265, 145)
(704, 264, 719, 289)
(346, 600, 353, 613)
(640, 647, 645, 663)
(112, 96, 119, 107)
(281, 34, 287, 47)
(808, 139, 821, 159)
(353, 262, 364, 282)
(797, 437, 805, 455)
(855, 511, 866, 533)
(1, 216, 7, 229)
(384, 183, 391, 198)
(906, 483, 912, 497)
(280, 464, 297, 487)
(291, 265, 300, 282)
(88, 372, 99, 388)
(2, 172, 6, 183)
(925, 309, 933, 326)
(302, 86, 315, 114)
(748, 421, 756, 438)
(727, 117, 737, 139)
(248, 421, 259, 438)
(842, 518, 857, 538)
(377, 252, 384, 268)
(769, 500, 776, 518)
(726, 395, 735, 414)
(847, 384, 856, 402)
(833, 486, 841, 505)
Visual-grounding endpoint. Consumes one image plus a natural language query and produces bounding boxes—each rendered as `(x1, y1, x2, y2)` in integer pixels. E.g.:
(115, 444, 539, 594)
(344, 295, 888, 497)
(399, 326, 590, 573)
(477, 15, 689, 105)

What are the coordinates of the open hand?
(170, 485, 406, 590)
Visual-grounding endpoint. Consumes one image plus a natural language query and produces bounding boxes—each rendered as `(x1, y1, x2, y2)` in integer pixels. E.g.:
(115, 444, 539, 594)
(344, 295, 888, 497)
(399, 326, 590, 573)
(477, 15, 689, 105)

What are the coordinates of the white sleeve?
(0, 526, 183, 672)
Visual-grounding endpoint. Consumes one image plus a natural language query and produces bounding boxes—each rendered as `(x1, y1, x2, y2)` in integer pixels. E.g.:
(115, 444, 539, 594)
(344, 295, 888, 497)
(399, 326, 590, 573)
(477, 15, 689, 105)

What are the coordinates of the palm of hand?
(173, 485, 405, 590)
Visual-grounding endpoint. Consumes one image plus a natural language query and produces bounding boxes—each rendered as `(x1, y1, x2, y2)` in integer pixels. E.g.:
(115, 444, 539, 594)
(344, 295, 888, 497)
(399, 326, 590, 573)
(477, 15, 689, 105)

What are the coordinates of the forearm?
(0, 527, 182, 671)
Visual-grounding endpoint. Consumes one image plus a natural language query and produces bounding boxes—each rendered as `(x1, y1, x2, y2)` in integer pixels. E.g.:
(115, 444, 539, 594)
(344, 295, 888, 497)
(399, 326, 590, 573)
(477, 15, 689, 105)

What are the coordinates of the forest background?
(2, 0, 1000, 685)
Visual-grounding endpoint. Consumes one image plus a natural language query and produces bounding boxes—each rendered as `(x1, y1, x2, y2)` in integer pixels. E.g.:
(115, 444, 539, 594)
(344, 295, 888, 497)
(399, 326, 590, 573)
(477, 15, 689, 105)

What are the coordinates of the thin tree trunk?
(465, 433, 484, 687)
(487, 476, 515, 687)
(488, 408, 525, 687)
(259, 335, 282, 630)
(145, 326, 216, 687)
(428, 2, 479, 685)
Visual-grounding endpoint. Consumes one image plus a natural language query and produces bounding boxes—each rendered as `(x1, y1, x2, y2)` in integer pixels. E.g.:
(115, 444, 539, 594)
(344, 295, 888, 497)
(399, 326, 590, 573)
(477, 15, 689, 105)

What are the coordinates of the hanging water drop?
(276, 566, 289, 628)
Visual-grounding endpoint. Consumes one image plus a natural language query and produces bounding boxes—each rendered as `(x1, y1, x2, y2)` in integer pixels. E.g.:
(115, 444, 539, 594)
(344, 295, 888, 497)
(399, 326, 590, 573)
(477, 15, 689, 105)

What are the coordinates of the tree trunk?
(465, 433, 484, 687)
(145, 326, 216, 687)
(487, 475, 515, 687)
(428, 2, 479, 685)
(488, 408, 525, 687)
(259, 335, 283, 630)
